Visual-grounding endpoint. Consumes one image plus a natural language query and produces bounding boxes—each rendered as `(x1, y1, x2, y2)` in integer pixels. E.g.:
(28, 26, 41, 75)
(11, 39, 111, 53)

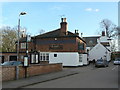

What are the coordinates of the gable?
(89, 43, 110, 54)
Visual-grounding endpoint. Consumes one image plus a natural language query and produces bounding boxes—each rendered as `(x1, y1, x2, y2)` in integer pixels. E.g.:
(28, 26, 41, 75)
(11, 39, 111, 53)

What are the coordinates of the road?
(23, 62, 119, 88)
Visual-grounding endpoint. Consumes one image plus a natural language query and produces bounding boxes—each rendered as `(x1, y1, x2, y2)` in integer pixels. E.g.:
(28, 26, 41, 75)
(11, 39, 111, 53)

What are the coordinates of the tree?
(39, 29, 45, 35)
(100, 19, 117, 38)
(111, 40, 117, 52)
(0, 26, 17, 52)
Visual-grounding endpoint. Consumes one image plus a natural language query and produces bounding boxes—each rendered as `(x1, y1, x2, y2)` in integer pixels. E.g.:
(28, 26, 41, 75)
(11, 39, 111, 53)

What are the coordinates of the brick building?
(19, 18, 86, 53)
(1, 18, 86, 64)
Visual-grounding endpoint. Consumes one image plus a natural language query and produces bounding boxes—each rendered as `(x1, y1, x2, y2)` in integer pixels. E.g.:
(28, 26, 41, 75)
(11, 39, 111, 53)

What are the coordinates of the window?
(21, 43, 26, 49)
(79, 54, 82, 62)
(40, 53, 43, 61)
(43, 53, 45, 61)
(35, 55, 39, 63)
(9, 56, 17, 61)
(31, 54, 39, 64)
(31, 54, 35, 63)
(78, 42, 85, 50)
(54, 54, 57, 57)
(40, 53, 49, 61)
(46, 53, 49, 61)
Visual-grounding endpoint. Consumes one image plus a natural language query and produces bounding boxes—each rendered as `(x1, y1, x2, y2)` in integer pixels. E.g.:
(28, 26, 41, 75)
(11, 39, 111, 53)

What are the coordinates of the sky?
(1, 2, 118, 37)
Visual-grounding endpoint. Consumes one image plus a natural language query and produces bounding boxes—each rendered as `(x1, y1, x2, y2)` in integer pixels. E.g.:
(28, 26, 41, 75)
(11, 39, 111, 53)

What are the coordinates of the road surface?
(23, 62, 119, 88)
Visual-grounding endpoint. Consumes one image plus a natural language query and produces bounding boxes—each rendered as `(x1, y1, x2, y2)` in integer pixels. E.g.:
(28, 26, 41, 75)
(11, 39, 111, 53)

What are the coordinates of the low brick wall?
(2, 63, 62, 81)
(27, 63, 62, 77)
(2, 66, 16, 81)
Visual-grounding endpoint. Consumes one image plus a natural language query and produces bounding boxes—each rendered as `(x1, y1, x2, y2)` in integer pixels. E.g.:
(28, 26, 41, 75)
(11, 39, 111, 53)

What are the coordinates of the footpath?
(2, 68, 79, 88)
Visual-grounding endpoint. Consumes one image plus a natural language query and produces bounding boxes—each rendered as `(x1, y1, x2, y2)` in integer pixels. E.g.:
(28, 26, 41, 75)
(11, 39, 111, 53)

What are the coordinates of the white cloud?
(94, 9, 100, 12)
(85, 8, 100, 12)
(85, 8, 92, 12)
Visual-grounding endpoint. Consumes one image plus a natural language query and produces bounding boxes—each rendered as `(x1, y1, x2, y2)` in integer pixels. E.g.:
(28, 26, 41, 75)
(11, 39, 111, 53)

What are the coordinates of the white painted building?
(97, 35, 112, 51)
(88, 31, 111, 62)
(39, 52, 88, 66)
(89, 43, 111, 61)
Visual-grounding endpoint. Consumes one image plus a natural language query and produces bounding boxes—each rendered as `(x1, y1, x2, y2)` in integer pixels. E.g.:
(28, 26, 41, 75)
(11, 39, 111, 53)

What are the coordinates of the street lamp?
(17, 12, 27, 61)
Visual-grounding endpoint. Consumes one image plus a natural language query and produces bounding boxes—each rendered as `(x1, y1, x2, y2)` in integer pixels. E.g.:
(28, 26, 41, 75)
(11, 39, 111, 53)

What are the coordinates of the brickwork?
(0, 52, 26, 63)
(30, 37, 86, 53)
(19, 66, 25, 79)
(28, 64, 62, 77)
(2, 66, 16, 81)
(2, 63, 62, 81)
(0, 66, 2, 82)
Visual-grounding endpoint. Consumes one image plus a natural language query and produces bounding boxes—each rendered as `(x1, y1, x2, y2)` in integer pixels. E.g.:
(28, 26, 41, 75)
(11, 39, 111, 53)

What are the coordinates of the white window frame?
(21, 43, 26, 49)
(40, 53, 49, 61)
(31, 54, 39, 64)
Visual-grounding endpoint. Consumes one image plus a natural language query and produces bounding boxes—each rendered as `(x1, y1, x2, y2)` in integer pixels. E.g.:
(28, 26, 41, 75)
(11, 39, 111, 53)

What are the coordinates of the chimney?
(102, 31, 105, 36)
(60, 18, 68, 35)
(21, 31, 26, 38)
(81, 33, 83, 38)
(75, 29, 79, 36)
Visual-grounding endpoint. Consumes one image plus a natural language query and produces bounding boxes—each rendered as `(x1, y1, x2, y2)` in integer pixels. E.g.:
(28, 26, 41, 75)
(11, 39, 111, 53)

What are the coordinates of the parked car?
(113, 58, 120, 65)
(1, 61, 23, 66)
(95, 59, 109, 67)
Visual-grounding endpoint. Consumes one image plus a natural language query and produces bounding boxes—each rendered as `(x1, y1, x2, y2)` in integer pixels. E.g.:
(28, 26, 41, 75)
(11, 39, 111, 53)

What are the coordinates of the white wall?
(49, 52, 83, 66)
(89, 43, 111, 61)
(40, 52, 86, 66)
(82, 54, 88, 65)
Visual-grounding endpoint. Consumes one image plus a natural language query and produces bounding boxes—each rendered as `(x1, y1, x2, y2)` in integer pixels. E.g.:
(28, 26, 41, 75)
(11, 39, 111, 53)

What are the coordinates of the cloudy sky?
(1, 1, 118, 36)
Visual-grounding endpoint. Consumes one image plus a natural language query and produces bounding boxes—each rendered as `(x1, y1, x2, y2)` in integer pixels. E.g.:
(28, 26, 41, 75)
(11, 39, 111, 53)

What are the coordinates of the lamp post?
(17, 12, 27, 61)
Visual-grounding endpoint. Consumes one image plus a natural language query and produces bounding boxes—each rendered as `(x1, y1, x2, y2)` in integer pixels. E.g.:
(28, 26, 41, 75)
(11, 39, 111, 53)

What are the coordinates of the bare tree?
(100, 19, 117, 38)
(111, 40, 117, 52)
(39, 29, 45, 35)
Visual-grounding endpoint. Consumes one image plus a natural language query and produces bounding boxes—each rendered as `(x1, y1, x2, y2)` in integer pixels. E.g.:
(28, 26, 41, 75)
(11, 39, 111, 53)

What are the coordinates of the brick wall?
(27, 64, 62, 77)
(2, 66, 16, 81)
(19, 37, 86, 53)
(0, 52, 26, 63)
(2, 63, 62, 81)
(0, 66, 2, 82)
(35, 37, 78, 52)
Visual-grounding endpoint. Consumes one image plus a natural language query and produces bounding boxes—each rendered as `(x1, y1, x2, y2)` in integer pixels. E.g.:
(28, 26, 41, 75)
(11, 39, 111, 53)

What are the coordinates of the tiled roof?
(31, 29, 86, 43)
(34, 29, 78, 38)
(34, 29, 61, 38)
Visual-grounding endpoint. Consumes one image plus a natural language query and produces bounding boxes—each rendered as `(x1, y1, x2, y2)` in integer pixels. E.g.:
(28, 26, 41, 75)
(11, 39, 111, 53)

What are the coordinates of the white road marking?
(112, 66, 118, 70)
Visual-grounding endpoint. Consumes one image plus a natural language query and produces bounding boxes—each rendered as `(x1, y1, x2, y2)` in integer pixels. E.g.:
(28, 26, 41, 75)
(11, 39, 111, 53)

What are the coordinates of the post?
(26, 35, 28, 56)
(15, 66, 19, 80)
(17, 17, 20, 61)
(24, 56, 28, 78)
(17, 12, 27, 61)
(24, 35, 28, 78)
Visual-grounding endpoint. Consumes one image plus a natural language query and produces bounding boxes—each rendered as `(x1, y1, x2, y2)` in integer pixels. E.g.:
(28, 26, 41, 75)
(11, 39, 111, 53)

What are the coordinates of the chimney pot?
(75, 30, 79, 36)
(61, 18, 63, 22)
(63, 18, 66, 22)
(102, 31, 105, 36)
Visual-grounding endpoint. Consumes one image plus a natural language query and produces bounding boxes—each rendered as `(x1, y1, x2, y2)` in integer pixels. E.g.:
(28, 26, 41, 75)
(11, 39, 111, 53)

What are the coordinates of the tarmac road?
(24, 62, 119, 88)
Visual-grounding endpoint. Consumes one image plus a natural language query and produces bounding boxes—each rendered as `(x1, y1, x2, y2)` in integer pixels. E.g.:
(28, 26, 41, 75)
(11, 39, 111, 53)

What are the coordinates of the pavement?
(2, 68, 79, 88)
